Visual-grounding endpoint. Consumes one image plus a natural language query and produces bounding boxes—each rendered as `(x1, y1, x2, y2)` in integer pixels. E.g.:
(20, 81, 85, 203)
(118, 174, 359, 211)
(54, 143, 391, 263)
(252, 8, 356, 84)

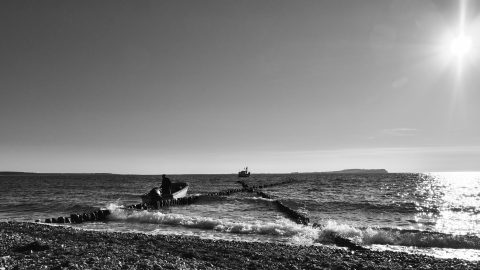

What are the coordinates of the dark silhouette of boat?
(238, 167, 250, 177)
(141, 182, 189, 205)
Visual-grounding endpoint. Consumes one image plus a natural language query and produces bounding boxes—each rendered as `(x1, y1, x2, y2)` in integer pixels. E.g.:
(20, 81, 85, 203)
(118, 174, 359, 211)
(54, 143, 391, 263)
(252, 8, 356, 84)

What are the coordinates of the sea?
(1, 172, 480, 261)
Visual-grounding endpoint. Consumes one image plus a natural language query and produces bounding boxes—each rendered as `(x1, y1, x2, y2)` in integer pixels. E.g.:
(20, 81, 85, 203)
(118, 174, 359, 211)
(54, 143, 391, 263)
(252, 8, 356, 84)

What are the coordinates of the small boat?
(141, 182, 189, 205)
(238, 167, 251, 177)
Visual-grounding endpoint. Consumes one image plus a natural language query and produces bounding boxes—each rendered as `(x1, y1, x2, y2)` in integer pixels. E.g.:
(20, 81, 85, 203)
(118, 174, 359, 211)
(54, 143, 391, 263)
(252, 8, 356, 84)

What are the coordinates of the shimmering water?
(1, 172, 480, 260)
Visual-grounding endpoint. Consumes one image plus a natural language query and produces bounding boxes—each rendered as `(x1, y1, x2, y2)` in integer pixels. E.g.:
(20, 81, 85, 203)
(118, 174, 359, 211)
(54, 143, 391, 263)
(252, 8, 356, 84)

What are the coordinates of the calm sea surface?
(1, 172, 480, 260)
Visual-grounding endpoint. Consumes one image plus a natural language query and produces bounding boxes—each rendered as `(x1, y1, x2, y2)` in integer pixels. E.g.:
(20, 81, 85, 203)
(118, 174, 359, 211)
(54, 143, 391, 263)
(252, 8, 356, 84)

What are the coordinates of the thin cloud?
(381, 128, 417, 136)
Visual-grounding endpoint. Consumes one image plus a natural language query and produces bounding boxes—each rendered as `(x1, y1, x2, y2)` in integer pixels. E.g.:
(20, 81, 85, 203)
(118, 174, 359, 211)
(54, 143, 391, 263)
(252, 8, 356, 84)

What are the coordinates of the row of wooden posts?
(237, 179, 295, 190)
(204, 188, 244, 196)
(41, 209, 111, 224)
(126, 195, 200, 210)
(247, 185, 310, 226)
(39, 196, 202, 224)
(203, 179, 311, 228)
(246, 182, 366, 250)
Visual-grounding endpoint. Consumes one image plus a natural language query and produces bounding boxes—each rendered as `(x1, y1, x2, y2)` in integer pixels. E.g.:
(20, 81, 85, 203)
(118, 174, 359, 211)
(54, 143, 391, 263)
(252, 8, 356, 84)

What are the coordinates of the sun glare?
(439, 0, 477, 76)
(448, 34, 473, 58)
(440, 32, 475, 71)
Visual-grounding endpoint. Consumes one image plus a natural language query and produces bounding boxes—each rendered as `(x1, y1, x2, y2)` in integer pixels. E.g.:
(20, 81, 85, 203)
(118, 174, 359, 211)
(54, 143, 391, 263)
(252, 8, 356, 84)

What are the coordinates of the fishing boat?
(238, 167, 250, 177)
(141, 182, 189, 205)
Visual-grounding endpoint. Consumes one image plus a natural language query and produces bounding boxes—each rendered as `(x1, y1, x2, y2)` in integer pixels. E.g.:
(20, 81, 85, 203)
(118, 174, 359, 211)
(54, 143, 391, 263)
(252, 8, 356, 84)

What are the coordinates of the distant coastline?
(0, 172, 113, 176)
(1, 170, 389, 176)
(0, 171, 36, 175)
(292, 169, 388, 174)
(325, 169, 388, 174)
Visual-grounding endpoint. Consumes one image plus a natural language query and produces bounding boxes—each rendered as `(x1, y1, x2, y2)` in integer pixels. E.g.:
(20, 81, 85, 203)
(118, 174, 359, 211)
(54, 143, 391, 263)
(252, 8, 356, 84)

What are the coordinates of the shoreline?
(1, 222, 479, 269)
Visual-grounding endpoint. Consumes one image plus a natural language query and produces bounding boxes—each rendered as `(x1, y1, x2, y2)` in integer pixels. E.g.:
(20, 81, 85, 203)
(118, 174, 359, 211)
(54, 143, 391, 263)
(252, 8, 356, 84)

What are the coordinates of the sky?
(1, 0, 480, 174)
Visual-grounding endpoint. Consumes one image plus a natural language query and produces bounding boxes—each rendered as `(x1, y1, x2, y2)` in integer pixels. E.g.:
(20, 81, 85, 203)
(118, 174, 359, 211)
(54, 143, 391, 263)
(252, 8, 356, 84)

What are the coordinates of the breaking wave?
(107, 206, 315, 239)
(245, 197, 276, 202)
(105, 204, 480, 250)
(317, 220, 480, 250)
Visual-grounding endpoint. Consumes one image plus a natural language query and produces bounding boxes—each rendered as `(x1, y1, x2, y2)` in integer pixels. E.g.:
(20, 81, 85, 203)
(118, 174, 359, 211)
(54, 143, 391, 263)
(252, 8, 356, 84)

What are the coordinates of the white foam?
(107, 207, 318, 242)
(106, 202, 123, 211)
(316, 220, 480, 250)
(105, 204, 480, 250)
(249, 196, 275, 202)
(318, 220, 363, 243)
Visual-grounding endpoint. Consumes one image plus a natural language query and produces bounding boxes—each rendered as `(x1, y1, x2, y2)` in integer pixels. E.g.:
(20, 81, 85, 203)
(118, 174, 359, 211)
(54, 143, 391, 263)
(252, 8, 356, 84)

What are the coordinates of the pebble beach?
(1, 222, 479, 270)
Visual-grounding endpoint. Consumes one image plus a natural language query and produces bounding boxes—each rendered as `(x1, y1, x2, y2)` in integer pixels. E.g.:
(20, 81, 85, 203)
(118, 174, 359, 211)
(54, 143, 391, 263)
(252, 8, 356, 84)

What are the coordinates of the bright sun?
(440, 0, 476, 69)
(448, 34, 473, 58)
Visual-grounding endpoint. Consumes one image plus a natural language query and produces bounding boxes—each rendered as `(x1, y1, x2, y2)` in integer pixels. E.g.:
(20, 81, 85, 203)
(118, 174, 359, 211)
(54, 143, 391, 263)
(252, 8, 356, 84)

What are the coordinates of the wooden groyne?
(126, 195, 200, 210)
(37, 187, 246, 225)
(41, 209, 111, 224)
(204, 188, 245, 197)
(237, 179, 295, 190)
(273, 200, 310, 226)
(40, 195, 202, 224)
(238, 180, 310, 226)
(240, 180, 367, 250)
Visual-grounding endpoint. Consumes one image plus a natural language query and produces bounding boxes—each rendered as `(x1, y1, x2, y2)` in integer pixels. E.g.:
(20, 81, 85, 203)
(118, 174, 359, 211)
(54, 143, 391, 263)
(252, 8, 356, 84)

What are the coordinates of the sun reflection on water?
(415, 172, 480, 236)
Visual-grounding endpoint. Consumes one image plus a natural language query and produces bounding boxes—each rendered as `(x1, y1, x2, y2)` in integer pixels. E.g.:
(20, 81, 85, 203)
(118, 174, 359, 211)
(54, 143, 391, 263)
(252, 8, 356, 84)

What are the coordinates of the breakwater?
(239, 180, 310, 226)
(39, 195, 201, 224)
(41, 209, 111, 224)
(242, 181, 366, 250)
(126, 195, 200, 210)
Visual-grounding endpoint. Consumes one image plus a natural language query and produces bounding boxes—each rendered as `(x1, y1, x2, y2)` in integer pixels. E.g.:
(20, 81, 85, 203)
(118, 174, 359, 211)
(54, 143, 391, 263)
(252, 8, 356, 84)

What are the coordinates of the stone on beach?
(13, 241, 49, 253)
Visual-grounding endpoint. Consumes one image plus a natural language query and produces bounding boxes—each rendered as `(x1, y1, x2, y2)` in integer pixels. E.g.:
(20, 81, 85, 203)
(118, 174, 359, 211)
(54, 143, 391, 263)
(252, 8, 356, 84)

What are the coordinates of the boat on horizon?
(238, 167, 251, 177)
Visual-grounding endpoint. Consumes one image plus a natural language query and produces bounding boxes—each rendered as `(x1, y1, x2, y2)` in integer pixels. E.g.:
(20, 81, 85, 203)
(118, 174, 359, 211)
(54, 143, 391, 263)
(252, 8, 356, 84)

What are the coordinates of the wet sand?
(0, 221, 478, 269)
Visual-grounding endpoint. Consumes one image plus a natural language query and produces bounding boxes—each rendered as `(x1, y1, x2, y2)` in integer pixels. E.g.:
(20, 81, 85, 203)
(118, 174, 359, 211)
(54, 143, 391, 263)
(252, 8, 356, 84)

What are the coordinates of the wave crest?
(108, 207, 317, 239)
(105, 204, 480, 250)
(318, 220, 480, 249)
